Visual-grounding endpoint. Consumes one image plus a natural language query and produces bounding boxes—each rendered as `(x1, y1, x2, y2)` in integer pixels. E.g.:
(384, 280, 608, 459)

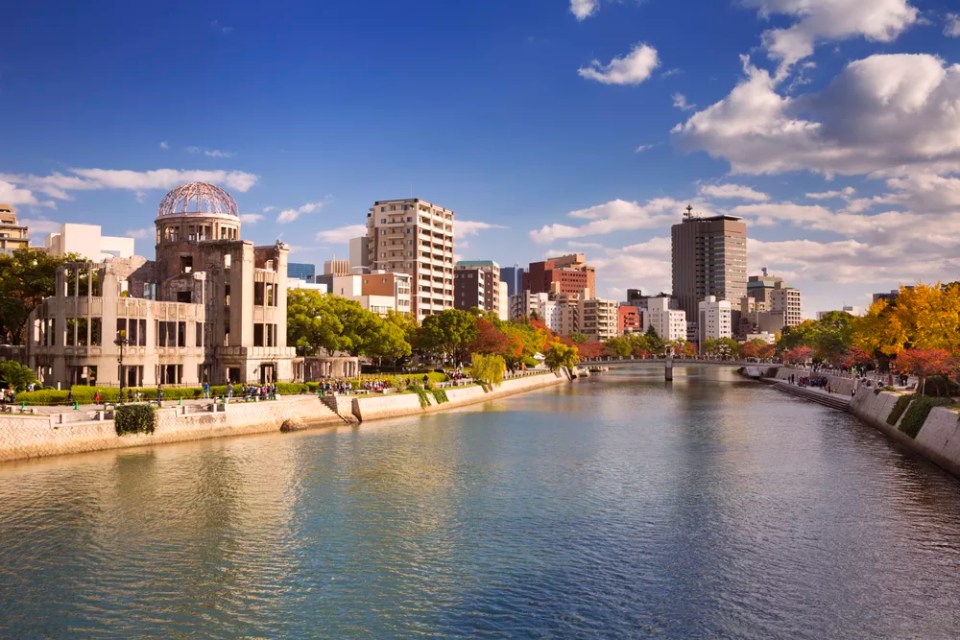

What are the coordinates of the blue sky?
(3, 0, 960, 316)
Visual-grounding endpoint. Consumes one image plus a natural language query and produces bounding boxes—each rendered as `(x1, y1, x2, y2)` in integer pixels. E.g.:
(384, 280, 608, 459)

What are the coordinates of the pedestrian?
(93, 389, 102, 405)
(66, 389, 74, 404)
(157, 385, 163, 407)
(203, 382, 210, 399)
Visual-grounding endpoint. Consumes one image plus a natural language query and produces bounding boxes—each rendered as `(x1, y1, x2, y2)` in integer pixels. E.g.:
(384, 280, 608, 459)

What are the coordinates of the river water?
(1, 365, 959, 639)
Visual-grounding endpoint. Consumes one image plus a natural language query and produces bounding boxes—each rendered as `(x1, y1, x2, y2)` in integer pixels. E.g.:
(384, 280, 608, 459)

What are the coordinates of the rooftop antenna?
(684, 204, 694, 219)
(762, 267, 768, 277)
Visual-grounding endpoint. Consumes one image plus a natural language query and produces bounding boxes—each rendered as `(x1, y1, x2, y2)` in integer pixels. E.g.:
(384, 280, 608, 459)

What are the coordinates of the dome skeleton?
(157, 182, 239, 219)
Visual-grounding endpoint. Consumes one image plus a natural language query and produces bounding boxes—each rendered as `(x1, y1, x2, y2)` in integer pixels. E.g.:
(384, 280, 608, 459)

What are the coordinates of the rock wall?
(0, 396, 343, 463)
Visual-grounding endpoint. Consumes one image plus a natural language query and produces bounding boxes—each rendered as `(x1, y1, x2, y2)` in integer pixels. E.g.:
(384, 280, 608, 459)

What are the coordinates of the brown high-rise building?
(525, 253, 595, 299)
(671, 207, 747, 323)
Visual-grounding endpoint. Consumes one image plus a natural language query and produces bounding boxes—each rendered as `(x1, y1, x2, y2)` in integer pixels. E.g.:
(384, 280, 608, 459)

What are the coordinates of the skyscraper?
(366, 198, 455, 321)
(500, 265, 525, 298)
(671, 206, 747, 323)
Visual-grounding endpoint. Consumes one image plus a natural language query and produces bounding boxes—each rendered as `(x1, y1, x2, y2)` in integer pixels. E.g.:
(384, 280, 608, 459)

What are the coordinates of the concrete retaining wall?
(0, 396, 344, 463)
(351, 371, 568, 422)
(775, 366, 858, 396)
(850, 388, 960, 478)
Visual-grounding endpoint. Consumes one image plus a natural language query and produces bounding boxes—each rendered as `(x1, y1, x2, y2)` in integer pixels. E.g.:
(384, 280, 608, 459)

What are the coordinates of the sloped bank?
(0, 396, 344, 463)
(850, 388, 960, 478)
(350, 370, 571, 422)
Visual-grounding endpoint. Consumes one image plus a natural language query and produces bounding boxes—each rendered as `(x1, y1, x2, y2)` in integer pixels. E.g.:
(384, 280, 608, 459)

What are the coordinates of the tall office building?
(366, 198, 455, 321)
(323, 259, 350, 276)
(671, 206, 747, 323)
(747, 273, 802, 327)
(288, 262, 316, 281)
(500, 265, 525, 298)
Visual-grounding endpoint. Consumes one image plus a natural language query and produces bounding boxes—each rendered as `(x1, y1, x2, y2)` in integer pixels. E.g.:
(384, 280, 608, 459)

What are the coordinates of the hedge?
(899, 397, 953, 439)
(115, 404, 156, 436)
(887, 394, 913, 426)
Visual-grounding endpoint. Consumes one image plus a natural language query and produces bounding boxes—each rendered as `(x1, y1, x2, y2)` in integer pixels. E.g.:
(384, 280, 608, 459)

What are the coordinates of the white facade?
(698, 296, 733, 344)
(579, 298, 618, 341)
(45, 223, 135, 262)
(497, 281, 509, 321)
(287, 278, 328, 293)
(645, 296, 687, 342)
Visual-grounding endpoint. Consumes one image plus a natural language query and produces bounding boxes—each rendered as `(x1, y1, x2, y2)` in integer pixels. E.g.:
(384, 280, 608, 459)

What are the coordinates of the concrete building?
(698, 296, 733, 345)
(26, 182, 296, 388)
(365, 198, 455, 321)
(323, 259, 350, 276)
(580, 298, 618, 341)
(455, 260, 500, 313)
(514, 291, 562, 332)
(348, 236, 369, 273)
(44, 223, 135, 262)
(525, 253, 595, 299)
(671, 207, 747, 323)
(645, 296, 687, 342)
(287, 262, 316, 281)
(747, 273, 801, 326)
(326, 272, 412, 317)
(0, 204, 29, 253)
(500, 265, 525, 298)
(497, 281, 509, 321)
(618, 305, 643, 334)
(454, 268, 486, 311)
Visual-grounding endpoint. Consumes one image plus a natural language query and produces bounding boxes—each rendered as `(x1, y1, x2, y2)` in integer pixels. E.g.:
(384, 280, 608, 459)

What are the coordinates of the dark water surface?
(2, 365, 960, 639)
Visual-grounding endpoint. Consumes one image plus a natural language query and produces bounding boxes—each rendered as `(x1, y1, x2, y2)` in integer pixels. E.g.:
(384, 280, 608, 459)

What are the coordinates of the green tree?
(0, 248, 85, 344)
(287, 290, 380, 356)
(470, 353, 506, 386)
(544, 341, 580, 372)
(604, 335, 633, 358)
(568, 332, 589, 345)
(0, 360, 37, 391)
(364, 315, 412, 368)
(643, 325, 665, 354)
(416, 309, 478, 364)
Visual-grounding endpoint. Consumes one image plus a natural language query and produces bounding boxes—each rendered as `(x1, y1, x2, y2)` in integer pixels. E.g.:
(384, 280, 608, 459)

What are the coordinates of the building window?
(196, 322, 203, 347)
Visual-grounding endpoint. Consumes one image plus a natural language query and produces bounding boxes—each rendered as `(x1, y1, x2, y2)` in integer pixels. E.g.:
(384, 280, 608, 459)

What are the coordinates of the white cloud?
(454, 220, 506, 237)
(570, 0, 599, 21)
(240, 213, 264, 224)
(741, 0, 919, 71)
(0, 169, 258, 201)
(672, 93, 695, 111)
(634, 144, 654, 153)
(21, 218, 62, 235)
(159, 141, 169, 150)
(315, 224, 367, 244)
(0, 179, 48, 206)
(125, 228, 152, 240)
(698, 183, 769, 201)
(530, 197, 683, 243)
(278, 201, 324, 224)
(578, 43, 659, 86)
(805, 187, 856, 200)
(946, 13, 960, 37)
(187, 146, 236, 158)
(673, 53, 960, 179)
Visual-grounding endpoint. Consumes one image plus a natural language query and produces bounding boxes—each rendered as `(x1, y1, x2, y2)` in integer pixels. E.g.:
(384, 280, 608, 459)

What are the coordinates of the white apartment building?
(498, 281, 509, 321)
(580, 298, 618, 341)
(44, 223, 135, 262)
(698, 295, 733, 344)
(366, 199, 454, 321)
(645, 296, 687, 342)
(327, 272, 412, 317)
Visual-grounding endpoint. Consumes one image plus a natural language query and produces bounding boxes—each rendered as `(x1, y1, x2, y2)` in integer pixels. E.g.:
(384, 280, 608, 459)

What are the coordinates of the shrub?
(470, 353, 506, 386)
(276, 382, 310, 395)
(115, 404, 157, 436)
(432, 389, 449, 404)
(900, 397, 953, 439)
(413, 386, 431, 408)
(887, 394, 914, 426)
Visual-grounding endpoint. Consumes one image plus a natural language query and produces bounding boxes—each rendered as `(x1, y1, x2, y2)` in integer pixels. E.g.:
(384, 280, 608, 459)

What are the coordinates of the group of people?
(787, 374, 831, 389)
(226, 384, 278, 402)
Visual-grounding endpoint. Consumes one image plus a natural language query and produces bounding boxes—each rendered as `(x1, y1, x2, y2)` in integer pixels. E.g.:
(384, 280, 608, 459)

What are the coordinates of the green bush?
(900, 397, 953, 439)
(432, 389, 449, 404)
(115, 404, 157, 436)
(413, 386, 431, 408)
(277, 382, 310, 395)
(887, 394, 914, 426)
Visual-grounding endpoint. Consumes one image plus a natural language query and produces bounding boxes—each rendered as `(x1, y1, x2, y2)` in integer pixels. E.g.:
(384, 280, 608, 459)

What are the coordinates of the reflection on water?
(1, 365, 959, 638)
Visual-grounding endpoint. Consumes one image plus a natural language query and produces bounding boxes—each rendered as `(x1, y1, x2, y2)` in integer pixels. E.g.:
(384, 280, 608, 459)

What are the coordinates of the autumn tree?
(544, 341, 580, 372)
(895, 348, 957, 396)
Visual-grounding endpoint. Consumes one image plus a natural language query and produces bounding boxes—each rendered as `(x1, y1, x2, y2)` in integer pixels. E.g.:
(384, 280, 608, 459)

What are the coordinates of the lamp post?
(115, 329, 128, 403)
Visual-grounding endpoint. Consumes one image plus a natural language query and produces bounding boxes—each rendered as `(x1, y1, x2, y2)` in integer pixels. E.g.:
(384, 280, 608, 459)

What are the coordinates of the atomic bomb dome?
(157, 181, 239, 219)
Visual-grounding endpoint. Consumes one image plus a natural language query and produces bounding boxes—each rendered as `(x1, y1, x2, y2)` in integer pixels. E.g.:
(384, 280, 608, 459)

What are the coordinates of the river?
(1, 365, 959, 638)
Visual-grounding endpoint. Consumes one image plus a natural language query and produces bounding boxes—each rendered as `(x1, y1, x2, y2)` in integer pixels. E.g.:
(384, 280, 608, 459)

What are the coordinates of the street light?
(115, 329, 128, 403)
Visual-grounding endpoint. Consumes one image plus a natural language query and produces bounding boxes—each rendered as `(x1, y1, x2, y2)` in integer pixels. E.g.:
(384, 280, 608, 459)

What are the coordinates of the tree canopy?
(0, 248, 84, 344)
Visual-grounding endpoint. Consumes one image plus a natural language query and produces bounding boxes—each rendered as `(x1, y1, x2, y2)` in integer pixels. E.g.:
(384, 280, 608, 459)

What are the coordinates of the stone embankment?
(0, 370, 571, 463)
(765, 366, 960, 479)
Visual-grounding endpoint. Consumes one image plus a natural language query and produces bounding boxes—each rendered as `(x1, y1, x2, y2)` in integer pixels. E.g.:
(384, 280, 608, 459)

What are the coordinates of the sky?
(2, 0, 960, 317)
